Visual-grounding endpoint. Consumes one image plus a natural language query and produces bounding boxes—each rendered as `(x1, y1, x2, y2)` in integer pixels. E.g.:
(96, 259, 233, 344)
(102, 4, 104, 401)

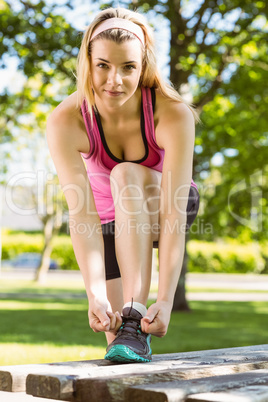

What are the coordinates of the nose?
(107, 68, 123, 86)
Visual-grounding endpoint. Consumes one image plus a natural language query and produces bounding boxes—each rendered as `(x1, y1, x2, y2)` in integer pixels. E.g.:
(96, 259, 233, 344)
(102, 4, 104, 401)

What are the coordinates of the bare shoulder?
(154, 88, 195, 125)
(47, 91, 80, 128)
(47, 91, 89, 154)
(154, 89, 195, 149)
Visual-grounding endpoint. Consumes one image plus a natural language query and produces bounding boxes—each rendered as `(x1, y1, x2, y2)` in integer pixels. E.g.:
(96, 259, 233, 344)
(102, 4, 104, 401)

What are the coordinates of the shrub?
(187, 240, 266, 274)
(1, 233, 43, 260)
(1, 232, 79, 270)
(2, 231, 266, 274)
(260, 241, 268, 274)
(51, 236, 79, 270)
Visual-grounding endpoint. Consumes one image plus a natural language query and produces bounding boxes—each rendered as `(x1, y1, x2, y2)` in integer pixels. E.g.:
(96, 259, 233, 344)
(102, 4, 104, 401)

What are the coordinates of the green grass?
(152, 300, 268, 354)
(186, 287, 268, 293)
(0, 297, 106, 365)
(0, 279, 86, 295)
(1, 279, 266, 296)
(0, 279, 267, 365)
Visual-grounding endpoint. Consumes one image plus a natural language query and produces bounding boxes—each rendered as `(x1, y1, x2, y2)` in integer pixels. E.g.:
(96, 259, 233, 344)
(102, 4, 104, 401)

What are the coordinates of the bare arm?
(157, 102, 195, 304)
(46, 108, 118, 332)
(142, 102, 195, 336)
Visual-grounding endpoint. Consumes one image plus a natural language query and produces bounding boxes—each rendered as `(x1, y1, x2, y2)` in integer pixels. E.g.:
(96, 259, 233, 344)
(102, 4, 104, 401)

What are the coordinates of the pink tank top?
(81, 87, 198, 224)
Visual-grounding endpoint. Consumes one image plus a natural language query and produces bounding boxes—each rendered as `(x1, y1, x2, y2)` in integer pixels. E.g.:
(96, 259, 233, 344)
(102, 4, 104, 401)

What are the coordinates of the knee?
(110, 162, 136, 187)
(110, 163, 146, 198)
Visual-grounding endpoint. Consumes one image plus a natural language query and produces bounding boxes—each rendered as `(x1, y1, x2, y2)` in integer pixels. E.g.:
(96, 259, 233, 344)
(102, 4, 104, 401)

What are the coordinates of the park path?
(189, 273, 268, 301)
(0, 270, 268, 301)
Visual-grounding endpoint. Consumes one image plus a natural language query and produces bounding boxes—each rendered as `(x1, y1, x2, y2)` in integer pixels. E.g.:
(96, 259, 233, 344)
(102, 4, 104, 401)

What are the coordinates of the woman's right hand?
(88, 299, 122, 333)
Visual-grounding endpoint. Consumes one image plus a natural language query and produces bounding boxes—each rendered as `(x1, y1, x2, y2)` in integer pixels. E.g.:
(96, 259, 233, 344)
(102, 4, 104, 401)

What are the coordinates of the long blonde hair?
(76, 7, 200, 123)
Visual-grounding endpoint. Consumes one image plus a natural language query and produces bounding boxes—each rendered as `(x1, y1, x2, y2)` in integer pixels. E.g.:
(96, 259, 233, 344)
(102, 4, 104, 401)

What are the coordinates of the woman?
(47, 7, 200, 363)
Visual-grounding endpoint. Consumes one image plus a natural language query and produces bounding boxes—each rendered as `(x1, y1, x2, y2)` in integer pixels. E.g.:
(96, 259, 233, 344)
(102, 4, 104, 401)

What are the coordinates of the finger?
(90, 315, 110, 332)
(144, 305, 159, 323)
(141, 320, 147, 333)
(143, 316, 153, 323)
(143, 321, 160, 335)
(115, 311, 122, 321)
(140, 317, 148, 332)
(96, 309, 111, 330)
(144, 320, 167, 337)
(89, 318, 105, 333)
(142, 313, 156, 330)
(114, 311, 123, 331)
(107, 311, 116, 330)
(141, 316, 155, 333)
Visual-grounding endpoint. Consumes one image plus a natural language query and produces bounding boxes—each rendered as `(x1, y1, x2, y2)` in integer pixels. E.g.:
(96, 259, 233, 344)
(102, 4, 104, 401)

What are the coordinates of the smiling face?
(90, 38, 143, 111)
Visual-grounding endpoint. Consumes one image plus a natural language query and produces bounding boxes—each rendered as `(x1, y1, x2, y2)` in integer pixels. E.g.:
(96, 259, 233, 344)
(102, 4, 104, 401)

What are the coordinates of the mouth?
(105, 90, 124, 97)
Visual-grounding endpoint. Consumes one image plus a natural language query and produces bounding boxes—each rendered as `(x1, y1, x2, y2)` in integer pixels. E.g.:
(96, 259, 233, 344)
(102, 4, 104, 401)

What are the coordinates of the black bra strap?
(150, 87, 156, 114)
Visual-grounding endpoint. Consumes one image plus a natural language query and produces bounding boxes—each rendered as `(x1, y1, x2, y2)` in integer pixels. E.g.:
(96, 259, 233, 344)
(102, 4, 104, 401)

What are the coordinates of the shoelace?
(117, 316, 144, 340)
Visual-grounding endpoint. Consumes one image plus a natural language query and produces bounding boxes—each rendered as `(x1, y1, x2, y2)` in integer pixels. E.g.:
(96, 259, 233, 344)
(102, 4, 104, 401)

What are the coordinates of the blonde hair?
(76, 7, 200, 123)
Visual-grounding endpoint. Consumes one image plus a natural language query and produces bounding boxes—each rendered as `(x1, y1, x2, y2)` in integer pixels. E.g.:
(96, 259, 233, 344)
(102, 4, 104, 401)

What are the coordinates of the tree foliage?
(1, 0, 267, 287)
(0, 0, 79, 148)
(113, 0, 268, 242)
(94, 0, 267, 312)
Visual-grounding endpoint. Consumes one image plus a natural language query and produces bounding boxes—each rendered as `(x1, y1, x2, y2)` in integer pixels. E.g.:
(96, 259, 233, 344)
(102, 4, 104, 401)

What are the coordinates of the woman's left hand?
(140, 301, 172, 337)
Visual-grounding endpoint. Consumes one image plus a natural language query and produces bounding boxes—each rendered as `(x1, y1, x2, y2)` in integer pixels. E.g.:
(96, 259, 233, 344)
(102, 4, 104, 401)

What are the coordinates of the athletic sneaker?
(104, 306, 152, 363)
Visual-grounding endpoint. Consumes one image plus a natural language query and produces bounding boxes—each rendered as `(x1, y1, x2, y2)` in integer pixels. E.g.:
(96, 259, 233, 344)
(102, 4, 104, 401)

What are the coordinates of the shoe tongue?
(122, 307, 143, 320)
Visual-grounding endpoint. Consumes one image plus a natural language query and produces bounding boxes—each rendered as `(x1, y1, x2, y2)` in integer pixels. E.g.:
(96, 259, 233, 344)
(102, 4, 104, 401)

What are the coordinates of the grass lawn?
(0, 278, 87, 295)
(0, 279, 267, 365)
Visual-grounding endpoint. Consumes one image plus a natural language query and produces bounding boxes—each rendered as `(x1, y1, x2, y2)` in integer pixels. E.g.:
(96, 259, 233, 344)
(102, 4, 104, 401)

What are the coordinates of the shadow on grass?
(152, 301, 268, 354)
(1, 298, 267, 354)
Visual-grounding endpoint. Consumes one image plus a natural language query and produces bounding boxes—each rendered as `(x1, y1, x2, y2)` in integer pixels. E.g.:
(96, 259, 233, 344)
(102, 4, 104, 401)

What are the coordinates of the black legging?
(101, 186, 200, 280)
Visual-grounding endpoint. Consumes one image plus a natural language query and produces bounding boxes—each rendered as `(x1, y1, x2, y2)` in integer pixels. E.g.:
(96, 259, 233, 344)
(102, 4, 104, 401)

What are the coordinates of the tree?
(2, 0, 267, 294)
(103, 0, 268, 308)
(3, 131, 67, 282)
(0, 0, 79, 149)
(33, 174, 65, 283)
(1, 0, 79, 281)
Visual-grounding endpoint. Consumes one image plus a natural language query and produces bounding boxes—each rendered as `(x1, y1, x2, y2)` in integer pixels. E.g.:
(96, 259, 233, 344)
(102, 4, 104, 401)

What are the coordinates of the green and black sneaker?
(104, 306, 152, 363)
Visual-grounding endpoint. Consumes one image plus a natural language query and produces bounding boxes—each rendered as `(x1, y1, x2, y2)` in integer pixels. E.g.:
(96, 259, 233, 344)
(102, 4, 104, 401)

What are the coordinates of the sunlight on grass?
(0, 300, 87, 310)
(245, 302, 268, 314)
(0, 279, 86, 294)
(151, 300, 268, 355)
(3, 279, 266, 296)
(186, 287, 268, 293)
(1, 278, 268, 365)
(0, 343, 105, 365)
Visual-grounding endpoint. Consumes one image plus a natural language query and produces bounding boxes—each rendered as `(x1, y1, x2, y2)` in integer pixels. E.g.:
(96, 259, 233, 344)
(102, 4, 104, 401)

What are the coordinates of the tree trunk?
(166, 0, 193, 312)
(35, 215, 60, 284)
(167, 0, 190, 91)
(172, 235, 191, 311)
